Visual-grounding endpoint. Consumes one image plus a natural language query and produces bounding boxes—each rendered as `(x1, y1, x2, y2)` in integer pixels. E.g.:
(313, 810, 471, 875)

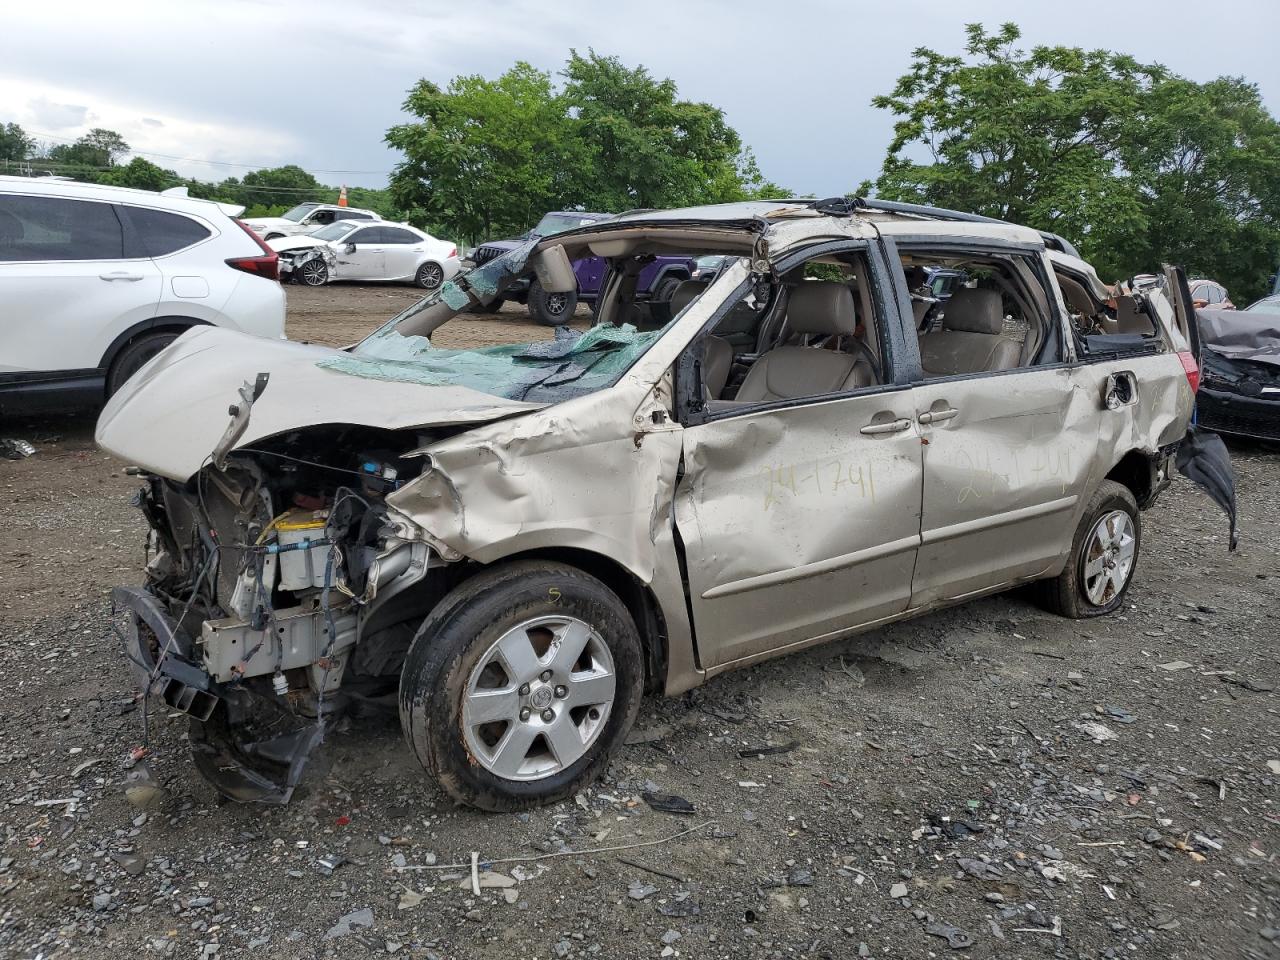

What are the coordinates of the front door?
(336, 226, 386, 280)
(671, 241, 924, 670)
(675, 392, 924, 668)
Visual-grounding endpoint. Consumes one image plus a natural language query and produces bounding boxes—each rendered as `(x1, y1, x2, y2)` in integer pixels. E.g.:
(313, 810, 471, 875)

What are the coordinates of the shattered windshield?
(280, 203, 319, 222)
(316, 239, 671, 403)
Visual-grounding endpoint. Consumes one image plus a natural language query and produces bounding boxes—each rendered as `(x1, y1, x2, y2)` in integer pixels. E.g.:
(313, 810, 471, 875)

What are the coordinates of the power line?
(24, 129, 393, 177)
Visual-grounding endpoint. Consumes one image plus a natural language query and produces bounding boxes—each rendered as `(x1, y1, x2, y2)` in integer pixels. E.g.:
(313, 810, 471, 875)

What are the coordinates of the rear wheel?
(415, 261, 445, 289)
(1033, 480, 1140, 618)
(647, 275, 685, 326)
(528, 282, 577, 326)
(399, 561, 644, 811)
(107, 331, 180, 396)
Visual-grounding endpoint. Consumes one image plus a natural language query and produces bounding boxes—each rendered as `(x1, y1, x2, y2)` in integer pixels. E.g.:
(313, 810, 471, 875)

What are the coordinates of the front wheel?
(1033, 480, 1141, 618)
(528, 282, 577, 326)
(415, 261, 445, 289)
(399, 562, 644, 811)
(297, 257, 329, 286)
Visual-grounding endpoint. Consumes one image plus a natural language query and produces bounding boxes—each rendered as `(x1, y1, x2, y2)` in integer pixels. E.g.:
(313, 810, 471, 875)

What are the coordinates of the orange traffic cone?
(338, 185, 348, 207)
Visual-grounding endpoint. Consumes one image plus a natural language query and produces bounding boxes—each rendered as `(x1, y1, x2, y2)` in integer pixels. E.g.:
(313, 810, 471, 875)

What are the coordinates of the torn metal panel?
(387, 382, 683, 580)
(1175, 427, 1238, 550)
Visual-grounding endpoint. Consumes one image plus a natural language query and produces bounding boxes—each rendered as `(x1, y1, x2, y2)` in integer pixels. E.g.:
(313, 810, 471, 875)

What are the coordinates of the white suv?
(0, 176, 286, 412)
(241, 203, 381, 241)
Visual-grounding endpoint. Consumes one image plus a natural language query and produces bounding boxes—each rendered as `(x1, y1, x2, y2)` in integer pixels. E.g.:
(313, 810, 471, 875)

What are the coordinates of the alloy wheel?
(300, 259, 328, 286)
(417, 262, 444, 289)
(461, 616, 616, 781)
(1081, 509, 1136, 606)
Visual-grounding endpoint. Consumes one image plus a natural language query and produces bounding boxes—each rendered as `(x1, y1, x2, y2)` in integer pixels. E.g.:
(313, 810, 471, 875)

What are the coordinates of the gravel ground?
(1, 283, 1278, 960)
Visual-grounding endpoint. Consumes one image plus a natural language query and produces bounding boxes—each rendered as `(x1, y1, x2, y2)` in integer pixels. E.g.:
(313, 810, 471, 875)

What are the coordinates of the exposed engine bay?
(117, 426, 441, 803)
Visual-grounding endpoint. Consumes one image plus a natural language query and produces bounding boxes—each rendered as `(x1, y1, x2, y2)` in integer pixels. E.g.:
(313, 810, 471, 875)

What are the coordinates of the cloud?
(27, 96, 90, 131)
(2, 0, 1277, 195)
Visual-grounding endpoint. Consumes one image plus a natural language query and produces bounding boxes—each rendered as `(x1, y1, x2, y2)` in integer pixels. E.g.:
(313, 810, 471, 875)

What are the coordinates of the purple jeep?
(469, 211, 696, 325)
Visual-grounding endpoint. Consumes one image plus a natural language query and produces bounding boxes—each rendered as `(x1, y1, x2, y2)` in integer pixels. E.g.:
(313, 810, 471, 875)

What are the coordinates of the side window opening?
(675, 249, 890, 422)
(1053, 265, 1165, 356)
(903, 249, 1057, 379)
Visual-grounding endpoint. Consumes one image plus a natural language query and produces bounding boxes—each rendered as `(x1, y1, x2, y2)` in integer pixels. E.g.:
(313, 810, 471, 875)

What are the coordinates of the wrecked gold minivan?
(97, 198, 1235, 810)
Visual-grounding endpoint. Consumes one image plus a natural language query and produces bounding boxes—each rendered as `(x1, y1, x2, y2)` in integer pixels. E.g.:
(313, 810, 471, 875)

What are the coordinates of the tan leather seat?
(918, 288, 1020, 376)
(735, 282, 874, 403)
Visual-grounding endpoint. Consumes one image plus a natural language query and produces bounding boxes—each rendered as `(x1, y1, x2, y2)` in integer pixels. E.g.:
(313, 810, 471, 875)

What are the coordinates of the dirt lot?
(1, 284, 1278, 960)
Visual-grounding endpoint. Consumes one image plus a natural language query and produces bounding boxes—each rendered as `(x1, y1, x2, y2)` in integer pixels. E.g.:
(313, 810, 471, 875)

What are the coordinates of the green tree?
(46, 127, 132, 169)
(101, 156, 174, 191)
(561, 49, 754, 209)
(386, 53, 784, 245)
(387, 63, 582, 246)
(0, 122, 34, 163)
(236, 164, 322, 208)
(867, 23, 1280, 300)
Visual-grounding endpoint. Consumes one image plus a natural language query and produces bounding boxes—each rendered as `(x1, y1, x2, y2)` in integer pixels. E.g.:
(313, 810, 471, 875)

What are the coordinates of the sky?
(3, 0, 1277, 198)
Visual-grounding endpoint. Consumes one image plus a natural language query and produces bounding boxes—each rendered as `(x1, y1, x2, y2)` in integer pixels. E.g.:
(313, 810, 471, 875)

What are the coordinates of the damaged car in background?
(1195, 295, 1280, 442)
(269, 220, 460, 289)
(97, 197, 1238, 810)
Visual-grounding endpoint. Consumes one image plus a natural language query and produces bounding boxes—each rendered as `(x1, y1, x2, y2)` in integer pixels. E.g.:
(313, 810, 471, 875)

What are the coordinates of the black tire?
(415, 261, 445, 290)
(297, 257, 329, 286)
(646, 274, 685, 326)
(463, 296, 503, 314)
(1033, 480, 1141, 618)
(106, 331, 181, 396)
(399, 561, 644, 811)
(527, 281, 578, 326)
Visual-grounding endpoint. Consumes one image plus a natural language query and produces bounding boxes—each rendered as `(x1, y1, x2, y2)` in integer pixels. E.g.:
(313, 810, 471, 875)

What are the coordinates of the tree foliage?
(387, 51, 785, 246)
(868, 23, 1280, 300)
(1, 122, 35, 163)
(47, 127, 131, 169)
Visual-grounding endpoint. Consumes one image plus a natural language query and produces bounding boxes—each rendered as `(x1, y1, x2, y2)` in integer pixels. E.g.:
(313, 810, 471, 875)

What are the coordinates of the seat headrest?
(788, 281, 857, 336)
(943, 288, 1004, 335)
(669, 279, 708, 317)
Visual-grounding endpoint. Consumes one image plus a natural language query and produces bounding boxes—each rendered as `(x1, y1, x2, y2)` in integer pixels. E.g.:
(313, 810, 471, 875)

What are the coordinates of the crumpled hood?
(95, 326, 545, 481)
(1198, 307, 1280, 368)
(267, 235, 326, 253)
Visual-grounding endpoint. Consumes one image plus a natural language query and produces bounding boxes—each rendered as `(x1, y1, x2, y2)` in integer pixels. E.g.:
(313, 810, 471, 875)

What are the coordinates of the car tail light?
(227, 219, 280, 281)
(1178, 350, 1200, 393)
(447, 246, 457, 259)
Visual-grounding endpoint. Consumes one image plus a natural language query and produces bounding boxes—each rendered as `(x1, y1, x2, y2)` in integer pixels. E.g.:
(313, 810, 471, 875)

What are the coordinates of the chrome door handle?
(918, 407, 959, 425)
(99, 271, 144, 281)
(860, 417, 912, 435)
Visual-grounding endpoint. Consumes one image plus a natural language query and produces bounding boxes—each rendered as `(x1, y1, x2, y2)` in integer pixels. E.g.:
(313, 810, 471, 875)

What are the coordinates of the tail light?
(447, 246, 457, 259)
(227, 220, 280, 281)
(1178, 350, 1200, 393)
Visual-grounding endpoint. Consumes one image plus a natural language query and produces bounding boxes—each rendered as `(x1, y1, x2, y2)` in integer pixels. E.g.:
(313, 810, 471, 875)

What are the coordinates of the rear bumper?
(1197, 388, 1280, 442)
